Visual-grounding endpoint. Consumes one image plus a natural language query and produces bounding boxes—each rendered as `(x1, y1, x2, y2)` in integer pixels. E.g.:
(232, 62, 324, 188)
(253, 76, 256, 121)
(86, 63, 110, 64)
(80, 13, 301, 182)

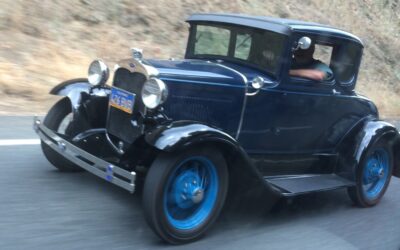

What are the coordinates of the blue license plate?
(109, 87, 135, 114)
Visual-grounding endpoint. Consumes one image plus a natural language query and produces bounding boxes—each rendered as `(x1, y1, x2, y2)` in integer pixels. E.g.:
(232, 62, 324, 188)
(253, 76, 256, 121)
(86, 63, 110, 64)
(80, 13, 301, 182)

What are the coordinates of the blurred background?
(0, 0, 399, 116)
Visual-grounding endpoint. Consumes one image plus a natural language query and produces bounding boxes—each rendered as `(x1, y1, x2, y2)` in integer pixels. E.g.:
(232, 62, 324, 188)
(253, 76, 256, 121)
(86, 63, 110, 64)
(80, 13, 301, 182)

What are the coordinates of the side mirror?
(295, 37, 312, 51)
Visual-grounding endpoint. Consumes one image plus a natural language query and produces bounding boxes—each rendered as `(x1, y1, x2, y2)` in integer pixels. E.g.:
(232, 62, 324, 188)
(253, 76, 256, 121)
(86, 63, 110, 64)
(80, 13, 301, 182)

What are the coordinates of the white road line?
(0, 139, 40, 146)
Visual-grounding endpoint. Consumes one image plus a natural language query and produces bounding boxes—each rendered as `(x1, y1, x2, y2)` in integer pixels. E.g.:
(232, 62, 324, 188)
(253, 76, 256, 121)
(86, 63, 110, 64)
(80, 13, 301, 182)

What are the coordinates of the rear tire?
(41, 97, 82, 172)
(143, 147, 228, 244)
(347, 140, 393, 207)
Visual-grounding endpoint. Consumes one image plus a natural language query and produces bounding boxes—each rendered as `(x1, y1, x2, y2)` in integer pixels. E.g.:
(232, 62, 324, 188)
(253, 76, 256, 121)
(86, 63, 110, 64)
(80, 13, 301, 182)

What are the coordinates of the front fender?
(50, 78, 91, 112)
(144, 120, 282, 196)
(144, 121, 238, 152)
(336, 118, 400, 180)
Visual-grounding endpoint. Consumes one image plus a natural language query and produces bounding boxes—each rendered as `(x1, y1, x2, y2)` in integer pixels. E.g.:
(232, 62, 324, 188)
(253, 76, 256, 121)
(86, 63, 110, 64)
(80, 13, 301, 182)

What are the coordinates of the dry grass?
(0, 0, 399, 117)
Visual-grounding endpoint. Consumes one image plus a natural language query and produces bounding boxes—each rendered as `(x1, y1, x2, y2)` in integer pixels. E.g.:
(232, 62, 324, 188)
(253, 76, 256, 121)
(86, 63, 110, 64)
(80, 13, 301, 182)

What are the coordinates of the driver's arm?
(289, 69, 325, 81)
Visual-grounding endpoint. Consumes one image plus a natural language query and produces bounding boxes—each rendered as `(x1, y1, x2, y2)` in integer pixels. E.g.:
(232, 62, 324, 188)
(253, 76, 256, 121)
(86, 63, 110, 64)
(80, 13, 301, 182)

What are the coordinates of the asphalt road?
(1, 116, 400, 250)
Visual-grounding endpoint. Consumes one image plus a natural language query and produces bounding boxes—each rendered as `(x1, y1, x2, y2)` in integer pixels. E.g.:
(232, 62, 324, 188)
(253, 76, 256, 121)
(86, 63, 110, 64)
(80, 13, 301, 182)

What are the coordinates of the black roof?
(187, 13, 363, 46)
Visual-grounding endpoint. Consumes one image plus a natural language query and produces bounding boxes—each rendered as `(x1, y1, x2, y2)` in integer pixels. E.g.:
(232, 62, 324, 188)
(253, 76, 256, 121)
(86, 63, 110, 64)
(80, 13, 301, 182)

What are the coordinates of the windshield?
(187, 23, 287, 76)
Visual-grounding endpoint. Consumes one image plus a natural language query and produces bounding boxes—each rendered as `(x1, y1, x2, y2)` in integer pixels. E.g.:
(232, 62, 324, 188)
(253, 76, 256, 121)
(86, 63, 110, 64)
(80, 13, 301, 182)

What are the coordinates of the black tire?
(347, 140, 393, 207)
(143, 147, 228, 244)
(41, 97, 82, 172)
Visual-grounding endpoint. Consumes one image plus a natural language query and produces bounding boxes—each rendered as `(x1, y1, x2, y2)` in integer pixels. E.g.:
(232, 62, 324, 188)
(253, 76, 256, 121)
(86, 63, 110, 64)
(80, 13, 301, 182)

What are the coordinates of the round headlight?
(141, 78, 168, 109)
(88, 60, 109, 86)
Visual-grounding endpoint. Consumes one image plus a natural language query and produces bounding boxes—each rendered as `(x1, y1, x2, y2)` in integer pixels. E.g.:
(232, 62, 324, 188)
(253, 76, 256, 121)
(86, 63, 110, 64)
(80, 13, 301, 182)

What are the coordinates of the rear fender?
(336, 119, 400, 180)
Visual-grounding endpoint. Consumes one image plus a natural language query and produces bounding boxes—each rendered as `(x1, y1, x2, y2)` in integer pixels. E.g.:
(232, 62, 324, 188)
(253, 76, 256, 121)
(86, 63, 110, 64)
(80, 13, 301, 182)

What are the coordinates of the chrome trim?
(113, 58, 160, 118)
(88, 60, 110, 86)
(91, 87, 110, 97)
(34, 117, 136, 193)
(294, 36, 312, 51)
(141, 78, 169, 109)
(246, 90, 260, 97)
(236, 89, 249, 140)
(114, 58, 159, 77)
(131, 48, 143, 61)
(214, 63, 249, 140)
(72, 128, 106, 142)
(105, 132, 125, 155)
(214, 63, 248, 85)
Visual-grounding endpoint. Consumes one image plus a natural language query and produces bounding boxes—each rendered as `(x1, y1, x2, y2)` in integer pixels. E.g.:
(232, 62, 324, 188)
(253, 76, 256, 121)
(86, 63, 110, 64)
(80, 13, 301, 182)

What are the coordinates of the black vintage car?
(34, 13, 400, 244)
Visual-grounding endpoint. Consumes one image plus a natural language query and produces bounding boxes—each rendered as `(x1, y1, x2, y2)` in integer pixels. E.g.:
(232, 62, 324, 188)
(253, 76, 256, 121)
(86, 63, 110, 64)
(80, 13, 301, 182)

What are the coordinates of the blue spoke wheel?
(143, 147, 228, 244)
(348, 141, 393, 207)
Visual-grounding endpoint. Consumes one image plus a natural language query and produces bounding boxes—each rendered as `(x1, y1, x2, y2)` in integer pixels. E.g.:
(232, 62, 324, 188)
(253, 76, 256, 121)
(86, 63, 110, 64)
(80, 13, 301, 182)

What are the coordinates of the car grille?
(107, 68, 147, 144)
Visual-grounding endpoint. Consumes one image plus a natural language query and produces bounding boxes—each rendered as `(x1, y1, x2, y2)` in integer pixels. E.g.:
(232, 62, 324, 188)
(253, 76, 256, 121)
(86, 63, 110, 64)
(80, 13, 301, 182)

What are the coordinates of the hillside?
(0, 0, 399, 116)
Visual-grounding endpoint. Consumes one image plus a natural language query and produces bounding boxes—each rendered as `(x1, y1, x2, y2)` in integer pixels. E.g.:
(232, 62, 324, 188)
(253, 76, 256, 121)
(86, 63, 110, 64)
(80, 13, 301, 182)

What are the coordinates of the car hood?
(147, 59, 252, 86)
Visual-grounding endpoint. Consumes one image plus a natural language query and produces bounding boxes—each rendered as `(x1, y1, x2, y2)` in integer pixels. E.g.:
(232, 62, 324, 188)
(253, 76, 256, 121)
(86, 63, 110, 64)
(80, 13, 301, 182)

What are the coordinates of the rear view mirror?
(294, 37, 312, 51)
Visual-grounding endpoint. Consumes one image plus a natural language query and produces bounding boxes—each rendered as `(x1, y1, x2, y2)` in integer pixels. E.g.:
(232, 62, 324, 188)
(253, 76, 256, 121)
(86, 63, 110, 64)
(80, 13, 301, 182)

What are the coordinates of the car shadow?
(43, 166, 356, 248)
(210, 186, 355, 240)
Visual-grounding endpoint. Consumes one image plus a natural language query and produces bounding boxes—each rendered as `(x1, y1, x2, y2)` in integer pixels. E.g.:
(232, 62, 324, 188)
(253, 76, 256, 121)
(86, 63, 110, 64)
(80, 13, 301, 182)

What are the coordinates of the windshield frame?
(185, 22, 289, 78)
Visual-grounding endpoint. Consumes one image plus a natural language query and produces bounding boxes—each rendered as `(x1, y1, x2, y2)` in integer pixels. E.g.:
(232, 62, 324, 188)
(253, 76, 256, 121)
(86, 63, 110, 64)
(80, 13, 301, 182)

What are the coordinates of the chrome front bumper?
(33, 117, 136, 193)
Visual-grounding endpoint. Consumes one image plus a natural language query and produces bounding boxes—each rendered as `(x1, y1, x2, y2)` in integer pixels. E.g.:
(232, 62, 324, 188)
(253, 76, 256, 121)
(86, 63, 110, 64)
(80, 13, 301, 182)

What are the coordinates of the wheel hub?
(173, 170, 204, 208)
(191, 188, 204, 204)
(377, 168, 385, 179)
(365, 159, 384, 183)
(362, 148, 390, 200)
(163, 156, 220, 231)
(370, 165, 384, 179)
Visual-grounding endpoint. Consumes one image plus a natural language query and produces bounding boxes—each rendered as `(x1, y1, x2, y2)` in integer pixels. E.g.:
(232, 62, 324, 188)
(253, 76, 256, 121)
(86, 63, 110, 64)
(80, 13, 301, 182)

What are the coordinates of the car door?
(238, 62, 371, 156)
(237, 81, 338, 154)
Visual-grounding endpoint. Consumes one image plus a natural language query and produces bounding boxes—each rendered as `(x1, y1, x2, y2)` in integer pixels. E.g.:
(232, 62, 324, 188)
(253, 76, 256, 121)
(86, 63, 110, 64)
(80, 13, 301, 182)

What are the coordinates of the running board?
(265, 174, 355, 197)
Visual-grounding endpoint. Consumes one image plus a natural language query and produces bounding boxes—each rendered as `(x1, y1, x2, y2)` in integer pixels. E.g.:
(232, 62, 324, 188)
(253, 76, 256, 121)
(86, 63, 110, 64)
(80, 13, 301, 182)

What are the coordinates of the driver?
(289, 43, 333, 81)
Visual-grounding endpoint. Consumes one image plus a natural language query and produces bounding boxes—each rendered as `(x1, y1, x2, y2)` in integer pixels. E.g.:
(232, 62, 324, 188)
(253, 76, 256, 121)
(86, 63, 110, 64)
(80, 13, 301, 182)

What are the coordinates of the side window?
(248, 31, 286, 74)
(234, 33, 252, 60)
(331, 43, 362, 85)
(194, 26, 230, 56)
(313, 44, 333, 66)
(290, 41, 334, 83)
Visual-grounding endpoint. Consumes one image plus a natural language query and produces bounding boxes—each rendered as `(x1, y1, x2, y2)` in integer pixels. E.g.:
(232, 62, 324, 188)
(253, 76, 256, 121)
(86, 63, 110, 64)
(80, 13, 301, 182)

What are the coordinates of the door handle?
(332, 89, 341, 95)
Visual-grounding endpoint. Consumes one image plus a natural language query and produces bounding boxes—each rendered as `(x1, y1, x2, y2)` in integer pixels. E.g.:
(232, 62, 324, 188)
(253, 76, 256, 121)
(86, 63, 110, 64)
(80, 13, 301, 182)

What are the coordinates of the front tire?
(347, 140, 393, 207)
(143, 147, 228, 244)
(41, 97, 82, 172)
